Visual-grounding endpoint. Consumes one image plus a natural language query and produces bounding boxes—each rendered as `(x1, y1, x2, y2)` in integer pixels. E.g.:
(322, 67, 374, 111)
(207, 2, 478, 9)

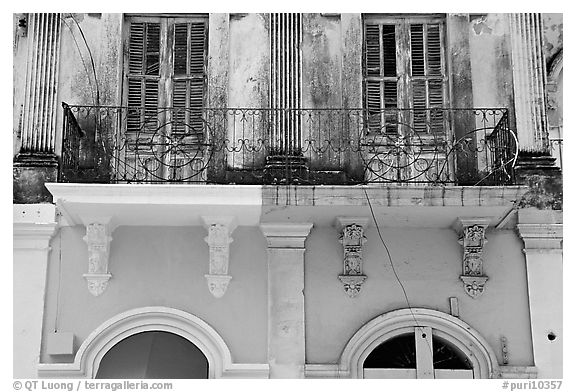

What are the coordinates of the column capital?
(13, 204, 57, 250)
(517, 224, 563, 253)
(260, 223, 313, 248)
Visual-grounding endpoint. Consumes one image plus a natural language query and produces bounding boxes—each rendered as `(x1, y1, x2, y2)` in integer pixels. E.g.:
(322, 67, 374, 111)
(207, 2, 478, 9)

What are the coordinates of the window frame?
(362, 15, 450, 135)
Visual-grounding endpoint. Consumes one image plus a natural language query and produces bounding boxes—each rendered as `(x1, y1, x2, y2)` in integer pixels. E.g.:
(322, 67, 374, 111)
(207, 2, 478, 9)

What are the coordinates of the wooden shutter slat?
(410, 24, 425, 76)
(427, 24, 442, 76)
(145, 23, 160, 75)
(128, 23, 144, 74)
(189, 78, 204, 142)
(189, 22, 207, 75)
(366, 80, 382, 130)
(144, 79, 158, 131)
(428, 79, 444, 133)
(365, 24, 381, 77)
(412, 80, 427, 132)
(172, 80, 188, 134)
(382, 25, 397, 77)
(173, 23, 189, 75)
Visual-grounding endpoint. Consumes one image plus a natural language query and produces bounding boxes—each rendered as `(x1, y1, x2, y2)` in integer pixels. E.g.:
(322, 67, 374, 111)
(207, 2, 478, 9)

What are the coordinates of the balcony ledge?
(46, 183, 263, 228)
(46, 183, 528, 229)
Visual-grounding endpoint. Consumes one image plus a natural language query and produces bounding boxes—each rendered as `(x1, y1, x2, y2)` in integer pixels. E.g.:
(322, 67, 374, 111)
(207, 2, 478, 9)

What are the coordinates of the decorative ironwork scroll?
(60, 104, 517, 187)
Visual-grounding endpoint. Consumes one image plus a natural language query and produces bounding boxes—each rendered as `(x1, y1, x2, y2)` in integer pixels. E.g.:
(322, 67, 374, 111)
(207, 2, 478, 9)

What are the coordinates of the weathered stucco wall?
(228, 13, 269, 109)
(305, 226, 533, 366)
(41, 225, 269, 365)
(541, 14, 563, 66)
(58, 13, 122, 107)
(55, 13, 122, 157)
(469, 14, 515, 110)
(301, 14, 342, 109)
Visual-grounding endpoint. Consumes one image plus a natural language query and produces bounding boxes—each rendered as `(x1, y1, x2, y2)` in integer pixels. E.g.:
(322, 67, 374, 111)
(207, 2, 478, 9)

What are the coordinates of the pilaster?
(508, 13, 549, 154)
(517, 209, 562, 378)
(260, 223, 313, 379)
(13, 204, 58, 378)
(14, 13, 62, 203)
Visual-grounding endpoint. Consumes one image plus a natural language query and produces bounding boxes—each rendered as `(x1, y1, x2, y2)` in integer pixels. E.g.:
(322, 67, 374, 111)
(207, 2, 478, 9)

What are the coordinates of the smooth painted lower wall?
(41, 225, 269, 364)
(41, 224, 533, 369)
(304, 226, 533, 366)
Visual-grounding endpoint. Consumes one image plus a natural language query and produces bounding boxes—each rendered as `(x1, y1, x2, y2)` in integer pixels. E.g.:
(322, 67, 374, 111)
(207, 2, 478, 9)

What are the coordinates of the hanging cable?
(362, 187, 435, 364)
(59, 16, 97, 106)
(69, 14, 100, 107)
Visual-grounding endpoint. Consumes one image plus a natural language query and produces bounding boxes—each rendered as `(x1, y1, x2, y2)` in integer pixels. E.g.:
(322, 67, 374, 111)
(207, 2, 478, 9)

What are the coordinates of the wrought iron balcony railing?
(60, 104, 518, 186)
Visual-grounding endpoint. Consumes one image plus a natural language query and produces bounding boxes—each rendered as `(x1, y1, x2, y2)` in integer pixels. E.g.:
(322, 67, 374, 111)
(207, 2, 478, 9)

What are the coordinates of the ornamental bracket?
(336, 217, 369, 298)
(82, 222, 113, 296)
(454, 217, 491, 298)
(202, 216, 237, 298)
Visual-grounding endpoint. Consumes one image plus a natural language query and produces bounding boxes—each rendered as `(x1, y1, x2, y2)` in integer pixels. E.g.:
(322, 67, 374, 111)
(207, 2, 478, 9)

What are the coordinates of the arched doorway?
(96, 331, 208, 379)
(339, 308, 498, 378)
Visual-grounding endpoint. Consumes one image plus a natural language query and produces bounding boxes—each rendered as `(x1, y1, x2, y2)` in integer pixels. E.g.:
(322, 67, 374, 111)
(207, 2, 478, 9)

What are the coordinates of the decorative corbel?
(454, 217, 490, 298)
(83, 223, 113, 296)
(202, 216, 237, 298)
(336, 217, 369, 298)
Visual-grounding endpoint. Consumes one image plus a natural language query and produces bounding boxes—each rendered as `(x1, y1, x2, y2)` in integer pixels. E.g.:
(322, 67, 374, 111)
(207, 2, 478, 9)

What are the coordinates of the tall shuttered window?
(364, 17, 447, 135)
(125, 16, 208, 143)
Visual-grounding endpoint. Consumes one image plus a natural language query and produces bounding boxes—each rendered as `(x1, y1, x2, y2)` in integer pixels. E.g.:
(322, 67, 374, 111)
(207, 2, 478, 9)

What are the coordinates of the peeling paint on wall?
(541, 14, 563, 66)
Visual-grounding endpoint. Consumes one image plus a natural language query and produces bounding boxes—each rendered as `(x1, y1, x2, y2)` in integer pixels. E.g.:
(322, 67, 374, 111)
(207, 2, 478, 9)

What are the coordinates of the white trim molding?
(37, 306, 269, 379)
(337, 308, 500, 379)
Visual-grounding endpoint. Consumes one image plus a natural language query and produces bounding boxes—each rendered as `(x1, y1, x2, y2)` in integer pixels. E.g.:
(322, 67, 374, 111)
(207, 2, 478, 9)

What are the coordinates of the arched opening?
(363, 329, 473, 379)
(37, 307, 239, 378)
(339, 308, 498, 378)
(96, 331, 208, 379)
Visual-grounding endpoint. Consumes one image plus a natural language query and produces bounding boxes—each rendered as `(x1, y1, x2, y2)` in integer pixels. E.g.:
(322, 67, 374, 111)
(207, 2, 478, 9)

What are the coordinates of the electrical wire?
(69, 14, 100, 107)
(59, 16, 97, 106)
(362, 187, 435, 364)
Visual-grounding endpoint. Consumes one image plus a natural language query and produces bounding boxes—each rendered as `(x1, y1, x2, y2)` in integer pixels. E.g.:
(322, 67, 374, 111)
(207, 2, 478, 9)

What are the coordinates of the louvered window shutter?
(127, 22, 160, 134)
(364, 23, 398, 134)
(171, 21, 207, 144)
(408, 22, 445, 134)
(364, 18, 446, 135)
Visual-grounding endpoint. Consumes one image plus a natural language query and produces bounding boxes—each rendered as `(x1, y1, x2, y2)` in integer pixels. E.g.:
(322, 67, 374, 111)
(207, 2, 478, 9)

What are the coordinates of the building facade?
(13, 13, 563, 379)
